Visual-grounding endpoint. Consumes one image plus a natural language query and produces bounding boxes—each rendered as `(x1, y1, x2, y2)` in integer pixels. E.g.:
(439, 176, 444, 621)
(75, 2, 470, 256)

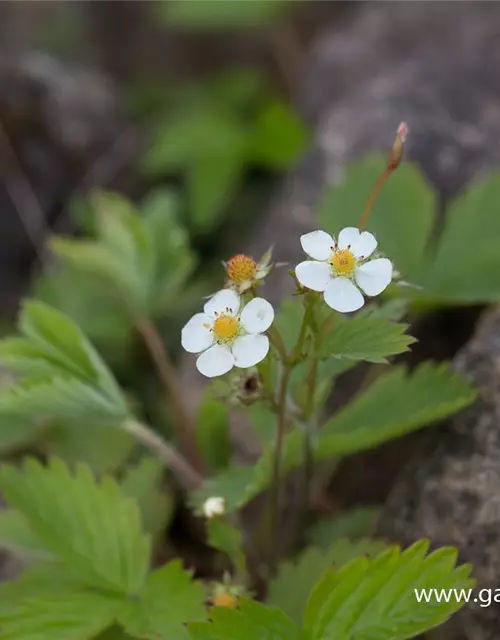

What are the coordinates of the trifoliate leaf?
(302, 540, 474, 640)
(424, 174, 500, 302)
(318, 155, 435, 282)
(195, 393, 230, 473)
(0, 458, 150, 595)
(189, 598, 299, 640)
(317, 315, 416, 363)
(120, 455, 174, 541)
(118, 560, 207, 640)
(267, 538, 388, 626)
(318, 363, 476, 457)
(308, 507, 381, 548)
(0, 510, 52, 560)
(0, 590, 121, 640)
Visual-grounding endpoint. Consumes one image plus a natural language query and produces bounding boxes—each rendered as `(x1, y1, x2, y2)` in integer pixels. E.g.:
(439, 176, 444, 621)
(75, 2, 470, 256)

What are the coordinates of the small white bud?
(203, 496, 226, 519)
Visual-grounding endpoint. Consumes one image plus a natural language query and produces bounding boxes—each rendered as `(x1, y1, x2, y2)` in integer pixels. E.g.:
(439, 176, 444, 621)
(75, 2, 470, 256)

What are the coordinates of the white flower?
(181, 289, 274, 378)
(295, 227, 392, 313)
(202, 496, 226, 519)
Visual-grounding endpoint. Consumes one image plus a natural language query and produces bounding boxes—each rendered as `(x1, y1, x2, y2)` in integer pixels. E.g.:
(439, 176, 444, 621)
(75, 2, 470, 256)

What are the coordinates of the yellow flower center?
(212, 313, 239, 341)
(329, 249, 356, 276)
(226, 254, 257, 284)
(212, 592, 239, 608)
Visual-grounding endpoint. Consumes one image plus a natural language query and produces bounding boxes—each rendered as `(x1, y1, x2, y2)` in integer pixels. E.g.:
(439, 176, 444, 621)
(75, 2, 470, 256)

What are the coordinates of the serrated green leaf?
(0, 510, 52, 560)
(192, 364, 475, 514)
(118, 560, 207, 640)
(0, 374, 127, 425)
(158, 0, 294, 29)
(424, 174, 500, 302)
(189, 598, 299, 640)
(17, 301, 126, 411)
(318, 363, 476, 458)
(0, 562, 82, 605)
(309, 507, 381, 548)
(317, 315, 416, 363)
(195, 394, 230, 473)
(318, 156, 436, 281)
(0, 590, 121, 640)
(120, 455, 174, 540)
(267, 538, 388, 626)
(251, 100, 308, 170)
(0, 458, 150, 595)
(302, 540, 474, 640)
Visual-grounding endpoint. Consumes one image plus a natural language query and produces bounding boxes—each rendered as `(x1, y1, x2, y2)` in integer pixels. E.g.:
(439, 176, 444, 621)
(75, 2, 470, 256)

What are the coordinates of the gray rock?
(379, 307, 500, 640)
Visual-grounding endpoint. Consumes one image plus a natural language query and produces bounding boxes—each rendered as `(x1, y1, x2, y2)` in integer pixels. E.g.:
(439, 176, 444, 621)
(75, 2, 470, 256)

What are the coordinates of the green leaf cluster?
(191, 363, 475, 513)
(190, 541, 473, 640)
(0, 457, 206, 640)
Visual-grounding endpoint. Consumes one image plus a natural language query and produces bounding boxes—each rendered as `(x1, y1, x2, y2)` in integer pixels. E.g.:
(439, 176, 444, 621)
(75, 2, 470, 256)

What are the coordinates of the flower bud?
(202, 496, 226, 519)
(388, 121, 408, 171)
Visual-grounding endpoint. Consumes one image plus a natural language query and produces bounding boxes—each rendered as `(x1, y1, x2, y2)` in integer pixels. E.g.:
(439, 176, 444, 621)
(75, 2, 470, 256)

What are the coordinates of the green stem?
(123, 419, 203, 491)
(269, 362, 292, 572)
(133, 313, 205, 473)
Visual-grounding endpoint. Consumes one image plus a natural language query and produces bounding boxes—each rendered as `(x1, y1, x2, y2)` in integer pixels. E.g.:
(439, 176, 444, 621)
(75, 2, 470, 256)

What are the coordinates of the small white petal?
(204, 289, 240, 318)
(337, 227, 360, 250)
(232, 334, 269, 368)
(196, 344, 234, 378)
(355, 258, 393, 296)
(300, 230, 335, 260)
(350, 231, 377, 259)
(240, 298, 274, 334)
(181, 313, 213, 353)
(203, 496, 225, 518)
(324, 277, 364, 313)
(295, 260, 333, 292)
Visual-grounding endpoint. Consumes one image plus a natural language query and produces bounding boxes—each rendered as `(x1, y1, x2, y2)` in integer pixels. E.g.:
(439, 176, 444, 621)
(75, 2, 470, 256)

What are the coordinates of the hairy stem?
(133, 314, 204, 472)
(123, 419, 203, 490)
(358, 167, 392, 231)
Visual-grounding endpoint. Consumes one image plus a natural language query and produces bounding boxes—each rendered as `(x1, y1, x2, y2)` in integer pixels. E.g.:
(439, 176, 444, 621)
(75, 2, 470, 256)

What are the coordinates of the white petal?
(324, 277, 364, 313)
(337, 227, 360, 250)
(355, 258, 393, 296)
(232, 334, 269, 368)
(350, 231, 377, 259)
(300, 230, 335, 260)
(204, 289, 240, 318)
(181, 313, 213, 353)
(240, 298, 274, 334)
(295, 260, 333, 292)
(196, 344, 234, 378)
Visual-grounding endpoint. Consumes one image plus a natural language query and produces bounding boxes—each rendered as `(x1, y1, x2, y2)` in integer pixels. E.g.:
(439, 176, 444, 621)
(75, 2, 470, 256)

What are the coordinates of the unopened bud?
(388, 121, 408, 171)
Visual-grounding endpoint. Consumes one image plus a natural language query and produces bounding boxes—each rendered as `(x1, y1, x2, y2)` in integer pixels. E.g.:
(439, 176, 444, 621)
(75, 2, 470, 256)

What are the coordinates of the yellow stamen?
(226, 254, 257, 284)
(329, 248, 356, 276)
(213, 314, 239, 340)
